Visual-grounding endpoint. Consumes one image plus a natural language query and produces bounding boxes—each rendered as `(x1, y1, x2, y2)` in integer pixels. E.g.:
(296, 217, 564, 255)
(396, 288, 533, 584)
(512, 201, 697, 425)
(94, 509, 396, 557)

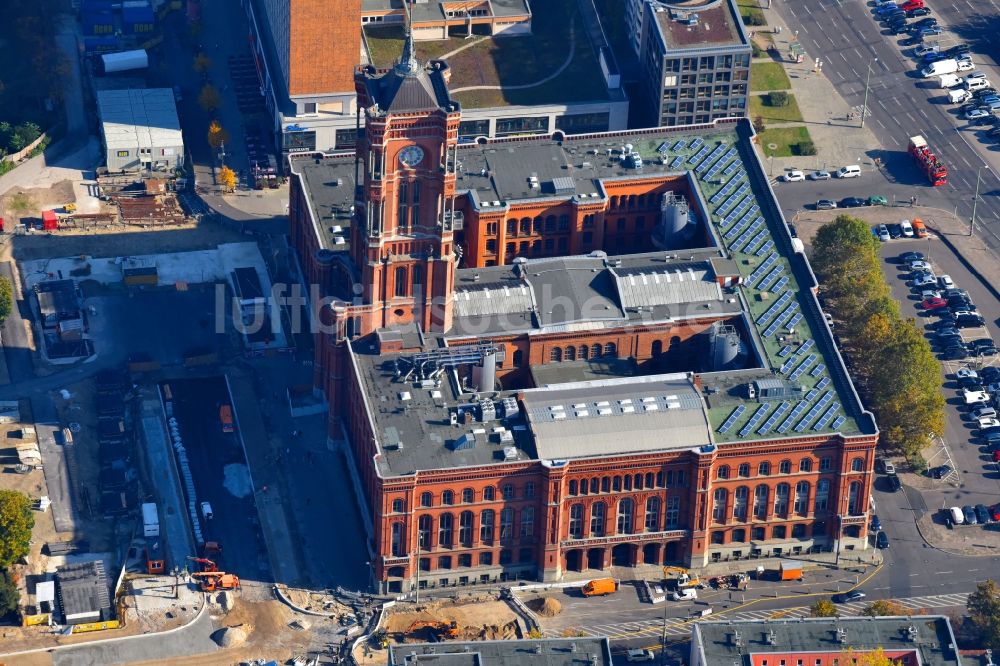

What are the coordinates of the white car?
(965, 108, 989, 120)
(201, 501, 214, 521)
(921, 289, 942, 300)
(627, 650, 656, 663)
(978, 417, 1000, 430)
(809, 170, 832, 180)
(914, 274, 938, 287)
(909, 260, 932, 271)
(900, 220, 914, 237)
(966, 79, 991, 92)
(972, 406, 997, 420)
(938, 275, 955, 289)
(957, 59, 974, 72)
(964, 390, 990, 405)
(957, 367, 979, 379)
(782, 170, 806, 182)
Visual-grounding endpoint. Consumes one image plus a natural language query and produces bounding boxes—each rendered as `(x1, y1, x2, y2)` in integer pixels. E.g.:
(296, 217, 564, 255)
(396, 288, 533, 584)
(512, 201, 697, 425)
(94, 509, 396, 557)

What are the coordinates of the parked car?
(832, 591, 866, 603)
(972, 406, 997, 420)
(900, 220, 914, 236)
(878, 225, 890, 242)
(918, 25, 943, 37)
(963, 505, 978, 525)
(887, 474, 902, 491)
(906, 6, 931, 16)
(876, 458, 897, 474)
(965, 108, 990, 121)
(913, 274, 939, 287)
(809, 170, 832, 180)
(871, 514, 882, 531)
(938, 275, 955, 289)
(909, 260, 932, 271)
(817, 199, 837, 210)
(941, 347, 968, 360)
(887, 223, 902, 239)
(930, 464, 953, 479)
(976, 505, 993, 524)
(914, 44, 939, 57)
(781, 170, 806, 182)
(922, 296, 948, 310)
(875, 531, 890, 549)
(899, 251, 925, 263)
(841, 196, 868, 207)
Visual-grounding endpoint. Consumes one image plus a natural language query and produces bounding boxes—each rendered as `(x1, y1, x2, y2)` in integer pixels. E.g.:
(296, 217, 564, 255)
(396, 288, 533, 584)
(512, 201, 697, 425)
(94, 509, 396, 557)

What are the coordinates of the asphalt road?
(169, 376, 272, 581)
(773, 0, 1000, 243)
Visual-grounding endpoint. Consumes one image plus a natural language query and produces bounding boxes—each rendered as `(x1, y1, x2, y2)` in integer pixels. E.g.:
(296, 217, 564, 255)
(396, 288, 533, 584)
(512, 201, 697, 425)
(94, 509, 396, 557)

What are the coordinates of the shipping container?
(142, 502, 159, 537)
(83, 36, 121, 53)
(100, 49, 149, 74)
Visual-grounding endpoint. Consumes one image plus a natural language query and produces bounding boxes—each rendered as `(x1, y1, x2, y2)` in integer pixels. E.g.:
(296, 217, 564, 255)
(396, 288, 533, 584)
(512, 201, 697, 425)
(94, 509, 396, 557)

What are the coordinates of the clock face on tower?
(398, 145, 425, 167)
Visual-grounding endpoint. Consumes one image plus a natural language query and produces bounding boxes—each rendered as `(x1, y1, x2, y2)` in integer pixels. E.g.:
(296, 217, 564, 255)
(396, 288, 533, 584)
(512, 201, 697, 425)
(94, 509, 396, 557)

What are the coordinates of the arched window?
(418, 514, 433, 549)
(392, 498, 404, 513)
(774, 483, 790, 518)
(815, 479, 831, 511)
(579, 345, 589, 360)
(613, 476, 622, 492)
(550, 347, 563, 362)
(794, 481, 810, 516)
(439, 491, 452, 506)
(645, 472, 654, 488)
(569, 503, 584, 538)
(758, 461, 771, 476)
(712, 488, 728, 523)
(483, 486, 495, 501)
(604, 342, 618, 357)
(480, 509, 495, 543)
(512, 350, 523, 366)
(753, 485, 769, 520)
(591, 343, 602, 358)
(507, 219, 517, 235)
(519, 217, 531, 234)
(501, 484, 514, 500)
(851, 457, 864, 472)
(601, 476, 610, 492)
(420, 492, 432, 507)
(634, 473, 642, 490)
(652, 340, 663, 356)
(520, 507, 535, 537)
(779, 459, 792, 474)
(591, 502, 606, 537)
(717, 465, 730, 480)
(462, 488, 474, 503)
(799, 458, 813, 472)
(848, 481, 861, 514)
(438, 513, 454, 547)
(459, 510, 474, 546)
(733, 486, 749, 521)
(624, 475, 632, 491)
(617, 497, 634, 534)
(645, 497, 661, 531)
(499, 507, 514, 543)
(565, 346, 576, 361)
(738, 463, 750, 477)
(591, 478, 600, 493)
(394, 266, 408, 297)
(569, 480, 578, 495)
(391, 522, 404, 556)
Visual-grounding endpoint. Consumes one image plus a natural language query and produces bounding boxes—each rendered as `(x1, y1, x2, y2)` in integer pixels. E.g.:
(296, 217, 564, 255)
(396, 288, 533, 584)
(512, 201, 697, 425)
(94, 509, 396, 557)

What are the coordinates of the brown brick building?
(286, 42, 878, 593)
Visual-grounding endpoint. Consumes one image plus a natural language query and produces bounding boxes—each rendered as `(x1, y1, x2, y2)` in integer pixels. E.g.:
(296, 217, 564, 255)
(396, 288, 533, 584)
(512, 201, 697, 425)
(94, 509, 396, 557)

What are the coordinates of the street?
(772, 0, 1000, 244)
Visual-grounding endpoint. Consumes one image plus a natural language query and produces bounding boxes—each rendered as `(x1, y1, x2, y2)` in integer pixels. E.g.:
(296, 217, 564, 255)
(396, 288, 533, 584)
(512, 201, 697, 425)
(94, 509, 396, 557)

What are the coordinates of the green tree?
(0, 277, 12, 324)
(768, 91, 789, 107)
(0, 568, 18, 616)
(796, 140, 817, 156)
(968, 580, 1000, 628)
(0, 490, 33, 569)
(862, 599, 907, 616)
(809, 599, 838, 617)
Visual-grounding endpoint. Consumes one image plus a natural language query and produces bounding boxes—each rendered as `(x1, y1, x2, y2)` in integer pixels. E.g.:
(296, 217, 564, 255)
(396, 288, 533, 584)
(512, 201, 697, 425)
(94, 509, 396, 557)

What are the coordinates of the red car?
(993, 504, 1000, 522)
(901, 0, 924, 10)
(921, 297, 948, 310)
(994, 450, 1000, 463)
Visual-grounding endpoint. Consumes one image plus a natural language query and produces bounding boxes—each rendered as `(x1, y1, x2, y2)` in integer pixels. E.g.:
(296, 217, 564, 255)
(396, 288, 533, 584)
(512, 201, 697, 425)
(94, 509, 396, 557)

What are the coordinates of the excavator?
(405, 620, 459, 640)
(191, 571, 240, 592)
(663, 566, 702, 589)
(187, 556, 218, 573)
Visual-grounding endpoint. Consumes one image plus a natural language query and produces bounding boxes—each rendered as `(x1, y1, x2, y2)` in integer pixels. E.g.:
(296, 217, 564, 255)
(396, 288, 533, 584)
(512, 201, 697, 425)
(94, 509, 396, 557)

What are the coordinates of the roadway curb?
(0, 592, 208, 659)
(273, 584, 336, 618)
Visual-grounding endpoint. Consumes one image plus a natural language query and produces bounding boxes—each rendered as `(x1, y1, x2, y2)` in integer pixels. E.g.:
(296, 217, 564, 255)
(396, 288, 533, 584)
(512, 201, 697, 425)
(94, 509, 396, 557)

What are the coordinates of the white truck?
(921, 58, 958, 78)
(142, 502, 159, 537)
(938, 73, 961, 88)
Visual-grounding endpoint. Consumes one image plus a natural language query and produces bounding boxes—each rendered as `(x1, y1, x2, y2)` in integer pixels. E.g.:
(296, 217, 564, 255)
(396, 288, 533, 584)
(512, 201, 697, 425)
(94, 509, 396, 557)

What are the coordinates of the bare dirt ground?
(383, 597, 521, 642)
(0, 181, 77, 229)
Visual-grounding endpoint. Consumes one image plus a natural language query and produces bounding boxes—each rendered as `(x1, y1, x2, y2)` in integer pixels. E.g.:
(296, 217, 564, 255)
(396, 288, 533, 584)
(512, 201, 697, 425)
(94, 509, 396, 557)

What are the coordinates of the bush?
(768, 91, 789, 107)
(746, 8, 767, 25)
(752, 41, 763, 58)
(796, 140, 817, 156)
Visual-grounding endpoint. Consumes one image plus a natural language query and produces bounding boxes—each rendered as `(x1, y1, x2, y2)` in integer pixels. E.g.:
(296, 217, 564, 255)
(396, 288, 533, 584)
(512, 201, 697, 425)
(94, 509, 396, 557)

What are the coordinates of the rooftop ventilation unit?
(836, 627, 847, 644)
(906, 625, 919, 642)
(765, 629, 776, 645)
(503, 446, 518, 460)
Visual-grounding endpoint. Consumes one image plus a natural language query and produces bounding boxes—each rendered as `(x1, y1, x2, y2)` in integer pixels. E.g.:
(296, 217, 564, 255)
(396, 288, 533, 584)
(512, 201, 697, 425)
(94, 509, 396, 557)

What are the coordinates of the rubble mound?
(218, 591, 235, 612)
(528, 597, 562, 617)
(213, 625, 248, 647)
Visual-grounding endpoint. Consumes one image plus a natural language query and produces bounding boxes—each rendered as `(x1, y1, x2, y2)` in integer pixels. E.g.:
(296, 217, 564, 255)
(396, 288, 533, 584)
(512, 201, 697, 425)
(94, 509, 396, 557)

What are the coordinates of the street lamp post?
(970, 165, 990, 237)
(861, 58, 878, 129)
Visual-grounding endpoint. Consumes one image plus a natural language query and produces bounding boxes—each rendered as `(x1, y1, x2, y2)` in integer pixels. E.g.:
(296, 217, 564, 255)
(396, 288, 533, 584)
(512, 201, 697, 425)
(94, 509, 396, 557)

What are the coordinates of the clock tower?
(352, 28, 462, 334)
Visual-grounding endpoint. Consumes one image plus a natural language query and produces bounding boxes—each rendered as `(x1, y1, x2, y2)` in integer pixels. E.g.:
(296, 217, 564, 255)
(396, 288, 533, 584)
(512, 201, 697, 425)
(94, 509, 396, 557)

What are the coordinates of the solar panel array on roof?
(797, 339, 815, 355)
(814, 403, 842, 430)
(696, 144, 728, 174)
(770, 276, 790, 292)
(810, 363, 826, 377)
(657, 141, 671, 154)
(738, 402, 771, 437)
(718, 404, 746, 433)
(816, 376, 830, 389)
(552, 176, 576, 192)
(747, 254, 778, 285)
(673, 140, 687, 151)
(688, 144, 711, 166)
(670, 155, 686, 168)
(795, 391, 834, 432)
(710, 174, 744, 204)
(705, 148, 738, 180)
(757, 291, 793, 325)
(759, 401, 791, 434)
(778, 345, 793, 358)
(763, 304, 799, 337)
(785, 312, 803, 330)
(788, 354, 817, 381)
(688, 137, 704, 151)
(830, 415, 846, 430)
(755, 240, 775, 257)
(776, 400, 808, 433)
(759, 267, 785, 292)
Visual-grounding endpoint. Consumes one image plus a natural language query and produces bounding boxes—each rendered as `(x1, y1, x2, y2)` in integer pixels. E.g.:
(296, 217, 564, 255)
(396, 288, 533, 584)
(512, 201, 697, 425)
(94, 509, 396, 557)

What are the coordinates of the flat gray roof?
(96, 88, 182, 152)
(649, 0, 748, 53)
(389, 638, 612, 666)
(362, 0, 531, 22)
(693, 617, 961, 666)
(522, 373, 712, 459)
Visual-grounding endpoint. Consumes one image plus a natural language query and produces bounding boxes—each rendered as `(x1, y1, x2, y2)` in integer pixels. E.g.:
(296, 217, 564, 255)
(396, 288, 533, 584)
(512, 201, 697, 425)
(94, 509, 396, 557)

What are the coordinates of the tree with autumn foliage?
(809, 599, 838, 617)
(197, 84, 222, 113)
(842, 647, 902, 666)
(862, 599, 907, 617)
(207, 121, 229, 151)
(193, 52, 212, 73)
(967, 580, 1000, 649)
(809, 215, 944, 463)
(218, 166, 237, 192)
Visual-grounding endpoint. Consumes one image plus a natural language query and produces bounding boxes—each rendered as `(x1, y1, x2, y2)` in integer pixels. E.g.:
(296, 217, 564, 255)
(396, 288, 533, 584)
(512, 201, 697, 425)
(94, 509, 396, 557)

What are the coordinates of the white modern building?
(96, 88, 184, 172)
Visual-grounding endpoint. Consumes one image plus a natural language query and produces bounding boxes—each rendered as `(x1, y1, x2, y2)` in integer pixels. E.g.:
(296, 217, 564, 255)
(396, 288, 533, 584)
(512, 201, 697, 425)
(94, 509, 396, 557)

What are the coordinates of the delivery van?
(921, 59, 958, 78)
(912, 218, 929, 238)
(836, 165, 861, 178)
(671, 588, 698, 601)
(948, 88, 971, 104)
(582, 578, 618, 596)
(938, 73, 961, 89)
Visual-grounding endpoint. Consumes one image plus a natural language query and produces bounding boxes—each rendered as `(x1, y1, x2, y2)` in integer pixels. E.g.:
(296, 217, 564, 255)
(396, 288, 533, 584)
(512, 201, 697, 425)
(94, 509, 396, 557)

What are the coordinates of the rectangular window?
(458, 119, 491, 138)
(283, 129, 317, 152)
(820, 457, 832, 471)
(116, 150, 129, 158)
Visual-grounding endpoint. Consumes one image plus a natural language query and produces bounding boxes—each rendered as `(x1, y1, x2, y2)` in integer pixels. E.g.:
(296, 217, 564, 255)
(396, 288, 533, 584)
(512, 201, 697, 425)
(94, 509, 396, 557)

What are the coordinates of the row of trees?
(810, 597, 911, 618)
(810, 215, 945, 465)
(0, 489, 34, 617)
(0, 122, 42, 155)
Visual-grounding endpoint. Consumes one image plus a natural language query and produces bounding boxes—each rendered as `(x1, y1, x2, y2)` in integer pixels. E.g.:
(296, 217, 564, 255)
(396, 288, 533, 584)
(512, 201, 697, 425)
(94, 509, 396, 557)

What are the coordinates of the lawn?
(363, 0, 608, 108)
(751, 62, 791, 92)
(748, 93, 803, 123)
(737, 0, 766, 27)
(757, 126, 814, 157)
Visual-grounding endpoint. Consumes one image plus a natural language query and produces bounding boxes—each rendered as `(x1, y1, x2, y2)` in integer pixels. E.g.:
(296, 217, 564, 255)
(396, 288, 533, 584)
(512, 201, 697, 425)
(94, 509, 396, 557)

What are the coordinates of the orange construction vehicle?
(191, 571, 240, 592)
(187, 556, 218, 573)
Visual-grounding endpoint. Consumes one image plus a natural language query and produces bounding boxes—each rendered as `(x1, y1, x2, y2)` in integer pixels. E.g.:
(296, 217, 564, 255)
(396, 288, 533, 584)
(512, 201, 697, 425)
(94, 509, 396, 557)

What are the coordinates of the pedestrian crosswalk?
(575, 592, 970, 639)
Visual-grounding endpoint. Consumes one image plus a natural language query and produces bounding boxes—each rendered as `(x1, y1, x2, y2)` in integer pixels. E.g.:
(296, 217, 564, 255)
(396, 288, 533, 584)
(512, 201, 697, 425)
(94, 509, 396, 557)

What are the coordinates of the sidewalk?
(749, 13, 884, 178)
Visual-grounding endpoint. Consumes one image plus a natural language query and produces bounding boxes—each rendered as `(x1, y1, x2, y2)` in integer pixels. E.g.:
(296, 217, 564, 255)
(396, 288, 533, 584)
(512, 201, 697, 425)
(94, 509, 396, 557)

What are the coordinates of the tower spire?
(396, 2, 420, 75)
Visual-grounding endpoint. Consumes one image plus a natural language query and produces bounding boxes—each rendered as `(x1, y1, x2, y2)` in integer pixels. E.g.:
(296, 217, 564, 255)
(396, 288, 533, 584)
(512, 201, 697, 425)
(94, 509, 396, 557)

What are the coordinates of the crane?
(191, 571, 240, 592)
(186, 556, 218, 572)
